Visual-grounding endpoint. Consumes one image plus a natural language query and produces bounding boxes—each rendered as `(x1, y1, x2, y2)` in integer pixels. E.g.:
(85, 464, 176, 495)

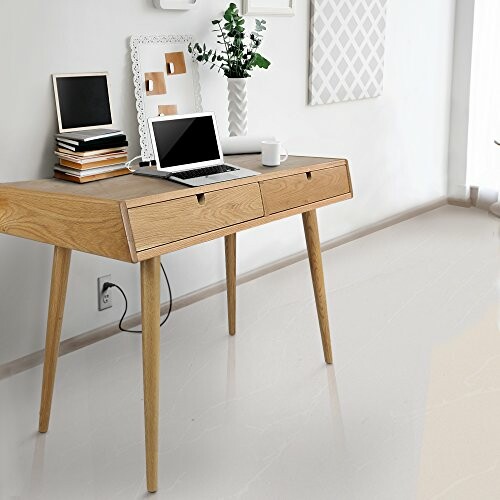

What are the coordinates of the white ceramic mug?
(261, 141, 289, 167)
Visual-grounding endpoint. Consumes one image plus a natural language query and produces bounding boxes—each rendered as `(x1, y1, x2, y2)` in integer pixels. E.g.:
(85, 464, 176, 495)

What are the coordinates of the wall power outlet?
(98, 275, 112, 311)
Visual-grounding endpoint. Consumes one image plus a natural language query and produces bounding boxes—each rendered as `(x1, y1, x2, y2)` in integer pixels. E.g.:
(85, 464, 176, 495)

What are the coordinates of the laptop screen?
(151, 115, 221, 170)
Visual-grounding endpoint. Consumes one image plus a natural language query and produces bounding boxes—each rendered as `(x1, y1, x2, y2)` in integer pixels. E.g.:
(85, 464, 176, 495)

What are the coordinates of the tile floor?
(0, 206, 498, 500)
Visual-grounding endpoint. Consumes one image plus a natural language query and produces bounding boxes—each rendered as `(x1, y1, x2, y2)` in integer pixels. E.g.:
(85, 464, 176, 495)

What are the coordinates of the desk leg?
(302, 210, 333, 365)
(39, 246, 72, 433)
(225, 234, 236, 336)
(140, 257, 161, 493)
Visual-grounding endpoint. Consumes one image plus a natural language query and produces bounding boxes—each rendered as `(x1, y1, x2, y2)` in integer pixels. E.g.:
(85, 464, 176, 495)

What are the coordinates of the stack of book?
(54, 129, 130, 183)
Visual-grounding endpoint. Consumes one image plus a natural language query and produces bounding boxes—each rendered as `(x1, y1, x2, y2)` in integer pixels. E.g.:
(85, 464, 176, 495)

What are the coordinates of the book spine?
(59, 156, 127, 170)
(57, 141, 128, 152)
(54, 168, 130, 183)
(57, 146, 128, 157)
(56, 138, 80, 146)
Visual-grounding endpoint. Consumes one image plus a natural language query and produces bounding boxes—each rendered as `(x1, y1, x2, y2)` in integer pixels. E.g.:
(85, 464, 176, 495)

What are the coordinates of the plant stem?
(217, 21, 234, 76)
(207, 61, 226, 72)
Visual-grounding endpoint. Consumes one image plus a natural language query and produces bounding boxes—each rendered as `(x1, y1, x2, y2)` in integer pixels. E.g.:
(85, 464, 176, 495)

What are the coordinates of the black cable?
(102, 263, 172, 334)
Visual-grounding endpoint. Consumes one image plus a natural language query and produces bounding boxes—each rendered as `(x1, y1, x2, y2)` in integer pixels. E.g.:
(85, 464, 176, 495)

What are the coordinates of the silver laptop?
(146, 112, 259, 187)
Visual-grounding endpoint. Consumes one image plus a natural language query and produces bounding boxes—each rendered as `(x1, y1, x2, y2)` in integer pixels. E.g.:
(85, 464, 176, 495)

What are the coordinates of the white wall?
(447, 0, 475, 200)
(0, 0, 455, 365)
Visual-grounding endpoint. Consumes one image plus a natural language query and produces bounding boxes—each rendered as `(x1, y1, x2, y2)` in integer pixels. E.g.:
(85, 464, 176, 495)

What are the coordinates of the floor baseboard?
(0, 197, 448, 381)
(448, 197, 472, 208)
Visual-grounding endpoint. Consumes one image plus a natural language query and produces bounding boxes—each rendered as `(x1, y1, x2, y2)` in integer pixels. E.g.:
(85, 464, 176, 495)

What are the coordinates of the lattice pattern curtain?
(467, 0, 500, 191)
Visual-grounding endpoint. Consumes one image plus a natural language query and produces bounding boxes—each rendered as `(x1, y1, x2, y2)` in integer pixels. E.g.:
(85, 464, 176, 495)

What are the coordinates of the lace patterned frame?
(130, 34, 203, 160)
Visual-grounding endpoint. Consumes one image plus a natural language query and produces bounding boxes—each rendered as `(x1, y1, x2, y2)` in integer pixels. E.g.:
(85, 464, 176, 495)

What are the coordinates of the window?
(467, 0, 500, 189)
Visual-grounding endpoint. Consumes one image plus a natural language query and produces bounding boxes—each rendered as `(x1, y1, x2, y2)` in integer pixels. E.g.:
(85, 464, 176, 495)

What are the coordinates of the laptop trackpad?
(179, 176, 218, 187)
(207, 173, 239, 182)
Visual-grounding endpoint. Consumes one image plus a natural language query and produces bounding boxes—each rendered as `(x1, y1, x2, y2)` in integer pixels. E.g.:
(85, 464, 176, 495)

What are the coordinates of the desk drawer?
(260, 165, 350, 215)
(128, 183, 264, 251)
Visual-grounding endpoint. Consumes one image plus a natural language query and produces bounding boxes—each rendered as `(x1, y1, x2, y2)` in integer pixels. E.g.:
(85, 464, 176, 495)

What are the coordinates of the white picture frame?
(243, 0, 294, 16)
(52, 72, 114, 133)
(130, 34, 203, 161)
(309, 0, 388, 105)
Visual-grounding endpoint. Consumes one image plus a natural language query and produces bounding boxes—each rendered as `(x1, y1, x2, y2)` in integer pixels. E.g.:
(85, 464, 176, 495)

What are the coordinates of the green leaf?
(190, 2, 270, 77)
(255, 18, 267, 32)
(250, 53, 271, 69)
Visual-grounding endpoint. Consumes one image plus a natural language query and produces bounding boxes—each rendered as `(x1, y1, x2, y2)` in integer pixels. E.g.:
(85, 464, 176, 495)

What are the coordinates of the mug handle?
(280, 148, 289, 163)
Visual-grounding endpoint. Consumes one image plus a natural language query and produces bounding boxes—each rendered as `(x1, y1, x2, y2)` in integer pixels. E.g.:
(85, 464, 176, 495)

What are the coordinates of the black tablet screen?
(56, 75, 112, 130)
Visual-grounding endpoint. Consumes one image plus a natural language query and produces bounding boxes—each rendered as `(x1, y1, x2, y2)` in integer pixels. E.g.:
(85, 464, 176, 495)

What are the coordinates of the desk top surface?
(0, 154, 352, 262)
(1, 155, 347, 206)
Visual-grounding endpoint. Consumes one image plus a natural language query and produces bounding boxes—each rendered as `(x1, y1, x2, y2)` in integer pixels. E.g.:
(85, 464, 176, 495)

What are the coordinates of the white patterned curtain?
(467, 0, 500, 190)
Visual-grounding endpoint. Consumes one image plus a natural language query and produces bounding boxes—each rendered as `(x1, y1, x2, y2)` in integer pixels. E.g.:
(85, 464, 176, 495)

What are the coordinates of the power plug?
(98, 275, 112, 311)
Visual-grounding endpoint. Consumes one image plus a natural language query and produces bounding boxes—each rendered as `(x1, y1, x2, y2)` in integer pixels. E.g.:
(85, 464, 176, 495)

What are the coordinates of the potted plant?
(188, 2, 270, 137)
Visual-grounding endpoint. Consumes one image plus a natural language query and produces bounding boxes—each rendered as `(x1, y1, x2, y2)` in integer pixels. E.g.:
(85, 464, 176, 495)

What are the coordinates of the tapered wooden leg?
(140, 257, 161, 493)
(225, 233, 236, 336)
(39, 246, 72, 433)
(302, 210, 333, 364)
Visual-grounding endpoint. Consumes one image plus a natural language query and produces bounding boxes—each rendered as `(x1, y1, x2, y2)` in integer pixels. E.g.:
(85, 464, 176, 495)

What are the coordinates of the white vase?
(227, 78, 248, 137)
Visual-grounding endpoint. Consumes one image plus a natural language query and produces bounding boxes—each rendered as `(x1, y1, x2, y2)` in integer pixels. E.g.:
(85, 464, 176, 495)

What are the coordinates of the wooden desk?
(0, 155, 352, 493)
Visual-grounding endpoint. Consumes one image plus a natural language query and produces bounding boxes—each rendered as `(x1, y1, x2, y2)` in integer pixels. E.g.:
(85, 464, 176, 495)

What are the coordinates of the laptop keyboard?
(173, 165, 238, 180)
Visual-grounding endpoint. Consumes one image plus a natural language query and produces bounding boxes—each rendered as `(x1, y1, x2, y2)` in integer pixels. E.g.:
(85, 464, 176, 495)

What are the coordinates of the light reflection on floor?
(0, 206, 498, 499)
